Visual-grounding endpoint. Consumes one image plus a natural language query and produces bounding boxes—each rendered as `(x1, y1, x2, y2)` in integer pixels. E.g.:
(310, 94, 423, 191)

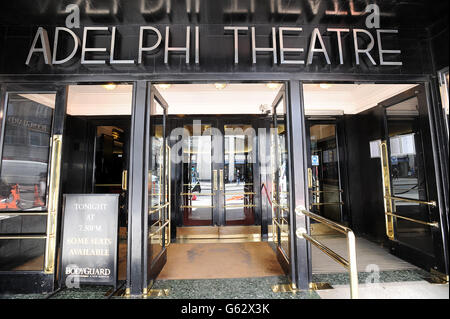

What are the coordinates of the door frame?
(379, 84, 449, 277)
(71, 116, 131, 194)
(137, 80, 311, 292)
(142, 85, 170, 293)
(217, 117, 261, 227)
(172, 115, 264, 230)
(174, 116, 221, 227)
(271, 86, 290, 274)
(0, 83, 67, 293)
(304, 118, 348, 226)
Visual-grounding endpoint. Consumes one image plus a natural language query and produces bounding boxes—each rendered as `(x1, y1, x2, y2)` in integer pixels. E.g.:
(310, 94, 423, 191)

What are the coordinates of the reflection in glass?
(0, 239, 45, 271)
(272, 98, 290, 260)
(0, 93, 55, 211)
(224, 125, 256, 225)
(387, 100, 434, 255)
(94, 126, 126, 192)
(309, 124, 342, 222)
(182, 124, 213, 226)
(0, 92, 55, 271)
(439, 70, 449, 136)
(148, 109, 166, 260)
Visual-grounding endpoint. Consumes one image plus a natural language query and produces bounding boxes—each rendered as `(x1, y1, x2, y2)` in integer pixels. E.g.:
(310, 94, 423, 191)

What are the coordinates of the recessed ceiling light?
(319, 83, 332, 89)
(102, 83, 117, 90)
(267, 83, 281, 90)
(214, 83, 227, 90)
(158, 84, 172, 90)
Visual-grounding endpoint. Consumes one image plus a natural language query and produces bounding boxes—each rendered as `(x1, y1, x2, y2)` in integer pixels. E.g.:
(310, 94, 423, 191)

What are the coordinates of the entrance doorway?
(143, 83, 292, 284)
(151, 83, 285, 244)
(177, 118, 259, 235)
(303, 83, 449, 279)
(62, 84, 133, 281)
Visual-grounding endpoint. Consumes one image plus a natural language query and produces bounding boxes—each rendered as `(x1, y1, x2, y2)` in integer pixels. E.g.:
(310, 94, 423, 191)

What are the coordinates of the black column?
(127, 81, 148, 295)
(286, 80, 311, 290)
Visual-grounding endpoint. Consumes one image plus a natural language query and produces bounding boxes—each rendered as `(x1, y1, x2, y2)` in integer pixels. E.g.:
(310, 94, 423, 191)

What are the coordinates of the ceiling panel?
(303, 84, 418, 115)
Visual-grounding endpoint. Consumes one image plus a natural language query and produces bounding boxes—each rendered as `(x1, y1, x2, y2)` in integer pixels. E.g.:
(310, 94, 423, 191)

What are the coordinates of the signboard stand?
(59, 194, 120, 289)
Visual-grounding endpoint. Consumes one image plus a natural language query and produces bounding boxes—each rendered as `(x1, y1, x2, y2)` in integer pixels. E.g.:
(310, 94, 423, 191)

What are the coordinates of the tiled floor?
(1, 269, 447, 299)
(158, 242, 284, 280)
(312, 236, 418, 273)
(150, 276, 319, 299)
(317, 281, 449, 299)
(1, 237, 448, 299)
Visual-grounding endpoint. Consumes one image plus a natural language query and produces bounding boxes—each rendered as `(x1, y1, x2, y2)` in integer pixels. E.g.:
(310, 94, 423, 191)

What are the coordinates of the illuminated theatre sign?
(25, 25, 402, 67)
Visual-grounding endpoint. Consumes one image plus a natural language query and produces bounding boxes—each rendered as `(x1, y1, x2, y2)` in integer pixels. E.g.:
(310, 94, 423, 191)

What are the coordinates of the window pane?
(272, 98, 290, 260)
(0, 93, 55, 211)
(309, 124, 342, 222)
(224, 125, 256, 225)
(0, 238, 45, 271)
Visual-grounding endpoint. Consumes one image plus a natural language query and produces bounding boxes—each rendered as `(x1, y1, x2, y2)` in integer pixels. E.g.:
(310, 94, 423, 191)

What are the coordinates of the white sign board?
(370, 140, 381, 158)
(312, 155, 320, 166)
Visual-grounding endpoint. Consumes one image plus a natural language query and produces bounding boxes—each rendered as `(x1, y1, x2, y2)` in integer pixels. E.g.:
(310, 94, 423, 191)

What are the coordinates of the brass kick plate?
(309, 282, 333, 290)
(271, 284, 298, 293)
(147, 289, 170, 297)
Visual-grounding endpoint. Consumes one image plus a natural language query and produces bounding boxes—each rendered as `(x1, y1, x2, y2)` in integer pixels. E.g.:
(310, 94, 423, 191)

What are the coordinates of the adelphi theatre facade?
(0, 0, 448, 298)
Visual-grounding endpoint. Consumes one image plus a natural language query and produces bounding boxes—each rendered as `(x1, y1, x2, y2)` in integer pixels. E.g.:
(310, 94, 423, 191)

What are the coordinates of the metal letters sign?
(60, 194, 119, 288)
(25, 25, 402, 67)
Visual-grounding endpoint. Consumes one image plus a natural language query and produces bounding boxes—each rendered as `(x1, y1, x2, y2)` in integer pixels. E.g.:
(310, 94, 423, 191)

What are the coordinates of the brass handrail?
(0, 212, 48, 216)
(0, 234, 47, 240)
(385, 195, 436, 207)
(385, 212, 439, 228)
(149, 202, 170, 215)
(149, 220, 161, 229)
(302, 233, 349, 267)
(310, 190, 344, 194)
(311, 202, 344, 206)
(272, 201, 289, 209)
(273, 217, 289, 228)
(148, 220, 170, 238)
(296, 207, 358, 299)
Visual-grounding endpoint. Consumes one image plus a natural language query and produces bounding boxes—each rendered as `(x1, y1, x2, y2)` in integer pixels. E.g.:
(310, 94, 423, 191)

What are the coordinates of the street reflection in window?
(0, 93, 55, 211)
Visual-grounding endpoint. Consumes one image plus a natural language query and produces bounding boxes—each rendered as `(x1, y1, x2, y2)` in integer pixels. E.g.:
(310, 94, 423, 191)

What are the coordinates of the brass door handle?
(307, 168, 313, 189)
(213, 170, 218, 191)
(220, 169, 224, 191)
(122, 170, 128, 191)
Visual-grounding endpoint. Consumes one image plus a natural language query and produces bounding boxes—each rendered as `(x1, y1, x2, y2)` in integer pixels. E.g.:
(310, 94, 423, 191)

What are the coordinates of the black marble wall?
(0, 0, 447, 78)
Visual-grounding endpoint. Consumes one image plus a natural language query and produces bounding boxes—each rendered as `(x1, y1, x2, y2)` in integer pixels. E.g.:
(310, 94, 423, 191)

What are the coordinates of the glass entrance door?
(144, 85, 171, 291)
(380, 85, 448, 278)
(306, 122, 345, 225)
(223, 124, 256, 226)
(179, 119, 258, 231)
(270, 86, 291, 266)
(181, 123, 215, 226)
